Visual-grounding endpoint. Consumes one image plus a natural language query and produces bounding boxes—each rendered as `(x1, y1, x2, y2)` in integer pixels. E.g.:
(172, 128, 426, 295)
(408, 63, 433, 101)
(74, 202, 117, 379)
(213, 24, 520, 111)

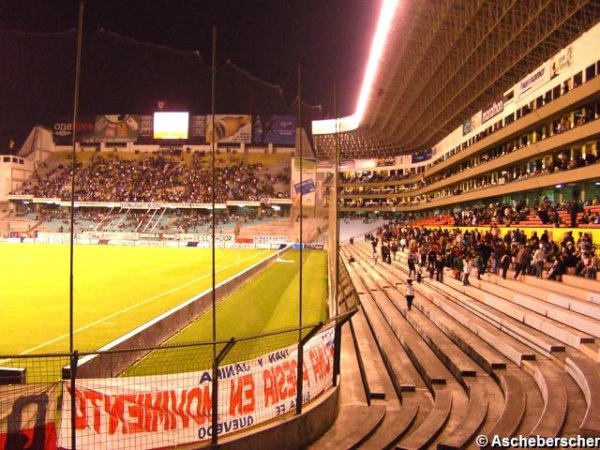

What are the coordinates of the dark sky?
(0, 0, 380, 118)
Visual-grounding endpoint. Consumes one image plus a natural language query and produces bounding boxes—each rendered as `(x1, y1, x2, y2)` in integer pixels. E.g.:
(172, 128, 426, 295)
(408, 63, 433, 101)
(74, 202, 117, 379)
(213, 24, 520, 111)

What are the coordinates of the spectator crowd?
(13, 153, 290, 203)
(363, 222, 600, 283)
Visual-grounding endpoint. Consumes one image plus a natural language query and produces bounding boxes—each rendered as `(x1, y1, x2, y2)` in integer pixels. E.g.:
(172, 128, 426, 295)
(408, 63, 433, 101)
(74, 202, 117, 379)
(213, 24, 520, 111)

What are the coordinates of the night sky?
(0, 0, 380, 149)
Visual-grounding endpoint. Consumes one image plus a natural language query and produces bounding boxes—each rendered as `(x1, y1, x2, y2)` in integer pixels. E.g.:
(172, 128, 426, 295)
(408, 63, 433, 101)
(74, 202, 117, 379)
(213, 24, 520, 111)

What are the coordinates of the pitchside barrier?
(0, 310, 355, 450)
(1, 231, 292, 249)
(62, 244, 293, 379)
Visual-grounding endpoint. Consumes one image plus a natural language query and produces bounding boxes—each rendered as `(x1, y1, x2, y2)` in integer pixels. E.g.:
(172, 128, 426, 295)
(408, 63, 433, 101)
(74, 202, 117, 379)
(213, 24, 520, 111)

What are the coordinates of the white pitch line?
(14, 250, 271, 357)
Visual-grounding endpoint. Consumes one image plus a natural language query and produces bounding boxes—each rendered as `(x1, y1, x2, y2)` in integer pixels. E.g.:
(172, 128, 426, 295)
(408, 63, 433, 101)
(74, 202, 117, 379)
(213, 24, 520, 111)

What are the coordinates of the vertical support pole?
(70, 351, 79, 450)
(210, 25, 219, 447)
(296, 62, 304, 415)
(69, 3, 85, 448)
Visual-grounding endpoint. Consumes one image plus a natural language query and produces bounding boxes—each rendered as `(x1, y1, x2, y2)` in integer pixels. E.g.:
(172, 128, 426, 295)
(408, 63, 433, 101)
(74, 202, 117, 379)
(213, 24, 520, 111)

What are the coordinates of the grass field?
(0, 244, 328, 381)
(124, 249, 328, 376)
(0, 244, 274, 356)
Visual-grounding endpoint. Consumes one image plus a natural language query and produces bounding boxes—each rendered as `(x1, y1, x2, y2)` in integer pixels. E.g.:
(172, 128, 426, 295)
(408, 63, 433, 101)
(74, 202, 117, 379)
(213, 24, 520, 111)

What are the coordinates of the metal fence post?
(70, 350, 79, 450)
(211, 338, 236, 446)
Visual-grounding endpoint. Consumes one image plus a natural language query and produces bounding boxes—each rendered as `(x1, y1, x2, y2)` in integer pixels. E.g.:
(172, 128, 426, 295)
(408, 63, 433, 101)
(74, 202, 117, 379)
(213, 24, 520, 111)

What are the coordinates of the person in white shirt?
(405, 279, 415, 311)
(463, 256, 472, 286)
(532, 244, 546, 278)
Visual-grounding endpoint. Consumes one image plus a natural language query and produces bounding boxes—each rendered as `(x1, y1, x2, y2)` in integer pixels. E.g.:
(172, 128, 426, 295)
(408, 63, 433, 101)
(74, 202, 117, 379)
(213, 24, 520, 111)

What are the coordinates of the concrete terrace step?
(437, 377, 489, 450)
(350, 295, 423, 392)
(308, 404, 387, 450)
(349, 254, 482, 382)
(472, 276, 600, 339)
(360, 406, 419, 450)
(484, 370, 527, 442)
(383, 285, 480, 380)
(396, 389, 453, 450)
(565, 353, 600, 437)
(339, 325, 367, 405)
(351, 264, 450, 388)
(345, 243, 600, 444)
(515, 272, 600, 305)
(441, 275, 594, 349)
(522, 359, 568, 437)
(370, 249, 545, 363)
(352, 252, 514, 372)
(481, 272, 600, 321)
(562, 272, 600, 295)
(349, 309, 392, 400)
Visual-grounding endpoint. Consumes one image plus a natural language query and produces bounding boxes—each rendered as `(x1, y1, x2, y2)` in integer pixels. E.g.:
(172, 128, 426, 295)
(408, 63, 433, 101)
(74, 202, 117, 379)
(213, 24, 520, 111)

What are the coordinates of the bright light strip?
(354, 0, 399, 124)
(312, 0, 399, 135)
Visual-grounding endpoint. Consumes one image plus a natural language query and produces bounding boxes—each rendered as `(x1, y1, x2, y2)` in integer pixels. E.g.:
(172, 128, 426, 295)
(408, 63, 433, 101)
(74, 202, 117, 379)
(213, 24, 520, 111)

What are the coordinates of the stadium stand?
(12, 151, 291, 203)
(336, 235, 599, 445)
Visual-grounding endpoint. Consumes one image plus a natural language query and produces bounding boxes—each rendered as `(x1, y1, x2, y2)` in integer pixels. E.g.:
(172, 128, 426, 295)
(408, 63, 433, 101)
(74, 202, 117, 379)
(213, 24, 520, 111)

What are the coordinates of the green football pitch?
(0, 244, 274, 355)
(0, 244, 328, 379)
(125, 248, 329, 376)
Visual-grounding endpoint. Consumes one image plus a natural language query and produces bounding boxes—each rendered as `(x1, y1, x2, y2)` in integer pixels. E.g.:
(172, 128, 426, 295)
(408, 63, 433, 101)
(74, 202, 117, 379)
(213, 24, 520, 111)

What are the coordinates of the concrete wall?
(210, 383, 340, 450)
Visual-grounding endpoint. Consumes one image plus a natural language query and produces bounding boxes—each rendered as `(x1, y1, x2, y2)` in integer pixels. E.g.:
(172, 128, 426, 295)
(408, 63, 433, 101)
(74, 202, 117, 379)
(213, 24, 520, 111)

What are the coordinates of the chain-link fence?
(0, 312, 354, 450)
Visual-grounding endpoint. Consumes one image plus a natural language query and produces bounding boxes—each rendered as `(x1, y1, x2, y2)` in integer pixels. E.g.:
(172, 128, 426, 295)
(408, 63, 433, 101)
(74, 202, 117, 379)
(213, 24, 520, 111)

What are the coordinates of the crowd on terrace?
(449, 198, 600, 228)
(13, 153, 290, 203)
(363, 222, 600, 282)
(339, 98, 600, 206)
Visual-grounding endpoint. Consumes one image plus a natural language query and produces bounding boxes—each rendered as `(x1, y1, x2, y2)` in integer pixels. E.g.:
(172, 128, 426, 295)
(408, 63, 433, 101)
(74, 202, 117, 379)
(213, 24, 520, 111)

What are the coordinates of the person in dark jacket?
(500, 251, 511, 279)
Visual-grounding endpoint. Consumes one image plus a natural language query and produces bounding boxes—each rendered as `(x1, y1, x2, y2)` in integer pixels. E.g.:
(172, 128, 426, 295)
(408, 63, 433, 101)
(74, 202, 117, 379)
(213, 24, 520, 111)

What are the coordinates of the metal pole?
(296, 63, 304, 415)
(210, 25, 219, 446)
(70, 2, 85, 449)
(334, 83, 340, 318)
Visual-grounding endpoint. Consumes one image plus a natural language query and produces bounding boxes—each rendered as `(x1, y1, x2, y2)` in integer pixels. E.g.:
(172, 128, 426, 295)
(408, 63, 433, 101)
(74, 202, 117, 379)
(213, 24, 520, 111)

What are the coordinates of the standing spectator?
(500, 251, 511, 279)
(435, 254, 445, 283)
(532, 244, 546, 278)
(391, 240, 398, 261)
(405, 279, 415, 311)
(514, 244, 531, 280)
(407, 251, 417, 278)
(568, 200, 579, 228)
(463, 256, 472, 286)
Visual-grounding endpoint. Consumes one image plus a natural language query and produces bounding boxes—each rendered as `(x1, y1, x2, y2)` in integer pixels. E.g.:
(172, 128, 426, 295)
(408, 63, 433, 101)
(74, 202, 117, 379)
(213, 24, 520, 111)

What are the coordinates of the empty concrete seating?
(328, 240, 600, 445)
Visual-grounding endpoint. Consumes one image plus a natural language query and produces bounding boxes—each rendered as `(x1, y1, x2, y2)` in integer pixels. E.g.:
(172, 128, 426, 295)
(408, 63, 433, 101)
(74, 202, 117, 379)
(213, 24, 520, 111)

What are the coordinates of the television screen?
(153, 112, 189, 139)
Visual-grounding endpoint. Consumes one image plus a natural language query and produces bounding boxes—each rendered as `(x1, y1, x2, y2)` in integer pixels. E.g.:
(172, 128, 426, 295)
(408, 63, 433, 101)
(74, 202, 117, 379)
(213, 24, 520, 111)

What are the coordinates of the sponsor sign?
(517, 62, 551, 99)
(482, 95, 504, 123)
(253, 115, 296, 145)
(94, 115, 140, 143)
(206, 115, 252, 144)
(470, 110, 483, 131)
(0, 384, 58, 450)
(189, 115, 207, 143)
(375, 157, 395, 167)
(137, 115, 154, 144)
(550, 45, 573, 80)
(59, 328, 334, 450)
(411, 149, 433, 164)
(294, 179, 316, 195)
(253, 235, 290, 244)
(53, 116, 95, 145)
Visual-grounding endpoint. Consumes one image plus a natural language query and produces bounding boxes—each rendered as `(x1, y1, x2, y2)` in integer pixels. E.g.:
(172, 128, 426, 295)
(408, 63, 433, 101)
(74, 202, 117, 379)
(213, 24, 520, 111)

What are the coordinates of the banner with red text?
(58, 327, 334, 449)
(0, 384, 58, 450)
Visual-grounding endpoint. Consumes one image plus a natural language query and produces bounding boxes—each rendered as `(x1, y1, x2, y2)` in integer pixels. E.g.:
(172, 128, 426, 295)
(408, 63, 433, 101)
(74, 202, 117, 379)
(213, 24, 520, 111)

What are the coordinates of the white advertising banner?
(58, 328, 335, 449)
(0, 384, 59, 450)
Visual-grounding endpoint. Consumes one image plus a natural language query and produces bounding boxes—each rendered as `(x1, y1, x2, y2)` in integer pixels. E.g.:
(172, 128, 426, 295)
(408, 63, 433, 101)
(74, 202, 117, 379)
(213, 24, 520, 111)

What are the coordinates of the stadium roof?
(314, 0, 600, 160)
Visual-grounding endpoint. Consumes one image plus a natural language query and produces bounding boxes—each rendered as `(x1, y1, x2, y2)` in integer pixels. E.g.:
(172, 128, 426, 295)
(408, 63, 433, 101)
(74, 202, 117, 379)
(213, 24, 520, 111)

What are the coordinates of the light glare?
(312, 0, 399, 135)
(354, 0, 399, 124)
